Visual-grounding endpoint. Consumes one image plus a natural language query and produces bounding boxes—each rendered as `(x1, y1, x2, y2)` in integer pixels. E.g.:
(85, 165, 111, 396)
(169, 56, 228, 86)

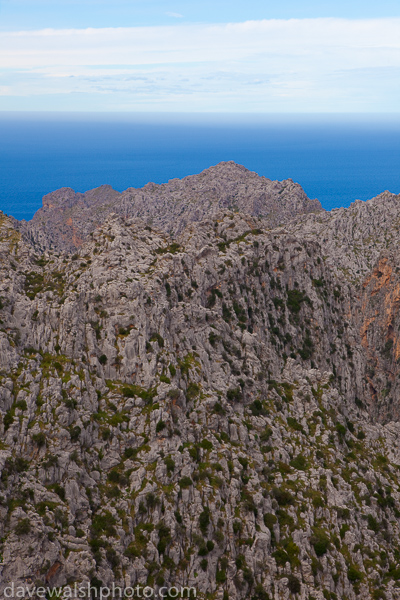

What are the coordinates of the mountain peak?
(19, 163, 322, 252)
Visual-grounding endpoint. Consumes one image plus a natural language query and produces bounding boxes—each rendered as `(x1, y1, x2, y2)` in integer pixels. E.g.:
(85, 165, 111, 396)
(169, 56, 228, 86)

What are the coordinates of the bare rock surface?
(1, 168, 400, 599)
(16, 162, 323, 252)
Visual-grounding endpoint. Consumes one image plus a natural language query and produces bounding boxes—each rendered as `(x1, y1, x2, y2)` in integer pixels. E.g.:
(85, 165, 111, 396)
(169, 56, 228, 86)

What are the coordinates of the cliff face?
(1, 166, 400, 600)
(16, 162, 323, 253)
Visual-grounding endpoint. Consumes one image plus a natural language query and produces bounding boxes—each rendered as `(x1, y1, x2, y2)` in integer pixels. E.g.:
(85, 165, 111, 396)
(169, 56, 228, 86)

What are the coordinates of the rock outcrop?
(1, 165, 400, 600)
(16, 162, 323, 253)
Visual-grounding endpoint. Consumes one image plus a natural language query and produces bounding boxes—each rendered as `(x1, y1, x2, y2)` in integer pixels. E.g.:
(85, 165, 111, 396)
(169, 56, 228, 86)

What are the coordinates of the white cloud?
(165, 12, 183, 18)
(0, 18, 399, 111)
(1, 19, 399, 69)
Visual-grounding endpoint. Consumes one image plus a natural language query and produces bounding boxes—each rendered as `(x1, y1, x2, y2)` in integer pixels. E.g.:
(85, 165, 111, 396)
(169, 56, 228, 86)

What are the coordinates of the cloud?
(165, 11, 183, 18)
(1, 19, 399, 69)
(0, 18, 399, 111)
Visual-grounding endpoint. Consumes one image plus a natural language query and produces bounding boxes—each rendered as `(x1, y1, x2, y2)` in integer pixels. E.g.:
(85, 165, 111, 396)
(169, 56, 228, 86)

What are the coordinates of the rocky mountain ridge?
(15, 162, 323, 253)
(1, 165, 400, 599)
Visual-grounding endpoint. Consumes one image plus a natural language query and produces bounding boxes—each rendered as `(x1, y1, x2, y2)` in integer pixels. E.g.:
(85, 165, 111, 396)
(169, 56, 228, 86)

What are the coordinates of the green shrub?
(157, 522, 171, 554)
(179, 476, 193, 489)
(299, 335, 313, 359)
(276, 509, 294, 528)
(199, 507, 210, 533)
(99, 354, 107, 365)
(69, 426, 81, 442)
(340, 524, 350, 539)
(336, 423, 346, 436)
(216, 569, 227, 584)
(347, 565, 363, 583)
(91, 511, 117, 537)
(312, 278, 325, 288)
(290, 454, 308, 470)
(260, 427, 272, 442)
(222, 304, 232, 322)
(272, 297, 284, 309)
(156, 420, 166, 433)
(207, 288, 223, 308)
(14, 518, 31, 535)
(164, 456, 175, 472)
(155, 243, 181, 255)
(336, 507, 350, 519)
(64, 397, 77, 410)
(106, 547, 119, 569)
(233, 520, 242, 534)
(287, 574, 301, 594)
(272, 548, 289, 566)
(122, 385, 156, 404)
(252, 584, 270, 600)
(146, 492, 160, 509)
(235, 554, 245, 569)
(32, 432, 46, 447)
(286, 289, 309, 313)
(200, 439, 213, 451)
(367, 514, 379, 532)
(12, 457, 28, 473)
(124, 543, 142, 559)
(124, 447, 137, 459)
(107, 469, 128, 486)
(198, 545, 208, 556)
(238, 456, 248, 470)
(187, 382, 200, 400)
(263, 513, 277, 531)
(24, 271, 45, 299)
(200, 558, 208, 571)
(48, 483, 66, 501)
(272, 487, 293, 506)
(122, 387, 135, 398)
(249, 399, 266, 416)
(209, 332, 219, 347)
(227, 388, 241, 402)
(3, 411, 14, 431)
(149, 333, 164, 348)
(311, 529, 330, 557)
(167, 388, 180, 401)
(287, 416, 304, 432)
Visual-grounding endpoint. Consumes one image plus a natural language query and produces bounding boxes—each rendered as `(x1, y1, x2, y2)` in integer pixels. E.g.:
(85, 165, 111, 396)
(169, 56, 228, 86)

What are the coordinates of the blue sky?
(2, 0, 400, 29)
(0, 0, 399, 112)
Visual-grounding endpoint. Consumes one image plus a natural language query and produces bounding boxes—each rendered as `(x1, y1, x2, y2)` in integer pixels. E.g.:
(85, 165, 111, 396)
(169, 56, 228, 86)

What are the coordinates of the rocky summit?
(1, 162, 400, 600)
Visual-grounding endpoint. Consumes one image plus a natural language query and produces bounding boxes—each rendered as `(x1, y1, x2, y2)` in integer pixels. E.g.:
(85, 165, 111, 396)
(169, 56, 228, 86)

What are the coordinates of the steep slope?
(286, 190, 400, 422)
(16, 162, 323, 253)
(2, 208, 400, 600)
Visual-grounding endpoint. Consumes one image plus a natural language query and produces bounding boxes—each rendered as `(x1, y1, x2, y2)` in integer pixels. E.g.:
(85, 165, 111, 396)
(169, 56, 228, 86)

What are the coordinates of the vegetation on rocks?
(1, 165, 400, 599)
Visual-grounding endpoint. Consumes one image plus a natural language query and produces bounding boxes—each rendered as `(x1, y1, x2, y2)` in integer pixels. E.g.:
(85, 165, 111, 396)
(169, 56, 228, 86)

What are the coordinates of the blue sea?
(1, 113, 399, 221)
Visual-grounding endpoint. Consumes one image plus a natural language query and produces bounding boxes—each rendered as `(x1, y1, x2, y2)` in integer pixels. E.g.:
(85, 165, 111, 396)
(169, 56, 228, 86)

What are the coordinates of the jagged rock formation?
(1, 166, 400, 600)
(15, 162, 322, 253)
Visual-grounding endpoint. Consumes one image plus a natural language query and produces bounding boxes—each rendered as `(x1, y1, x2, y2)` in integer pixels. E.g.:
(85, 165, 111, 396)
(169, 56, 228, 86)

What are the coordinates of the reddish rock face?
(357, 255, 400, 421)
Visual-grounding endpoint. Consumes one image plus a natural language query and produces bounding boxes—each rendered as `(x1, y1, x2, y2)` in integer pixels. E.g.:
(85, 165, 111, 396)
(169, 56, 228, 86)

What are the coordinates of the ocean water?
(0, 113, 399, 221)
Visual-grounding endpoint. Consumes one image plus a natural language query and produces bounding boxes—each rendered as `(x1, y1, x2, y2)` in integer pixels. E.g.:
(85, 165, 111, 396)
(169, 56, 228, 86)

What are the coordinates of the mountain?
(16, 162, 322, 252)
(1, 164, 400, 600)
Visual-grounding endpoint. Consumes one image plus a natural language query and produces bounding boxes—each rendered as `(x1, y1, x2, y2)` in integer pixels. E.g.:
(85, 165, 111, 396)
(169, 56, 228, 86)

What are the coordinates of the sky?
(0, 0, 399, 112)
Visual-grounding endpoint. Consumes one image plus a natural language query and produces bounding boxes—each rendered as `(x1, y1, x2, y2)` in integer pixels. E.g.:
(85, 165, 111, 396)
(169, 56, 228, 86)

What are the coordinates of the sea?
(1, 112, 399, 222)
